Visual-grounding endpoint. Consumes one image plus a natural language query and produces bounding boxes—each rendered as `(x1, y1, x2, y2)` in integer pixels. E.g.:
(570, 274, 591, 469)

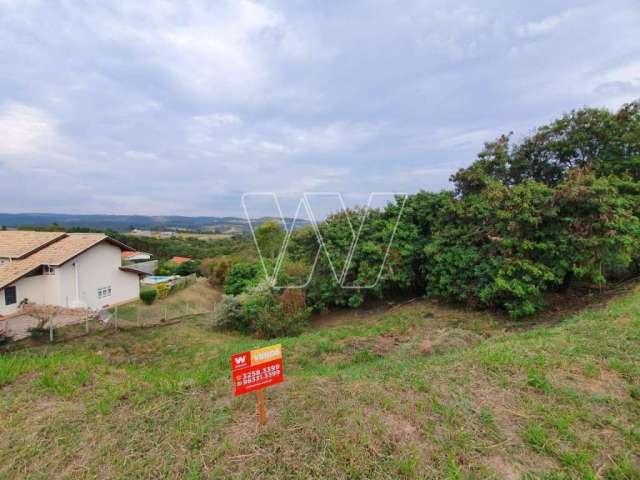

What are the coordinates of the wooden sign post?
(256, 389, 267, 425)
(230, 344, 284, 426)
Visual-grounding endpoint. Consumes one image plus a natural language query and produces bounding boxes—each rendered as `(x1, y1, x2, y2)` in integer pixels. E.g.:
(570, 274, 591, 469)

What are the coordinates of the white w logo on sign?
(242, 192, 408, 289)
(234, 356, 247, 365)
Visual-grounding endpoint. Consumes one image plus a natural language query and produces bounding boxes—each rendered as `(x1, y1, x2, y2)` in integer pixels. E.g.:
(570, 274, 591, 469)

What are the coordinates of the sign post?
(230, 344, 284, 426)
(256, 389, 267, 425)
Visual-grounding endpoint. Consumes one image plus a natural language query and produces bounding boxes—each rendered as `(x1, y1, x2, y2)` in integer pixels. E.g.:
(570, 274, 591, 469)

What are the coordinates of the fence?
(173, 273, 197, 287)
(106, 296, 215, 330)
(1, 291, 215, 347)
(2, 310, 100, 343)
(0, 274, 211, 347)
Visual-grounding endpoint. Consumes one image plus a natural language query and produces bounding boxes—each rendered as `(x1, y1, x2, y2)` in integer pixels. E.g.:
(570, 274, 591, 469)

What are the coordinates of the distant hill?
(0, 213, 307, 233)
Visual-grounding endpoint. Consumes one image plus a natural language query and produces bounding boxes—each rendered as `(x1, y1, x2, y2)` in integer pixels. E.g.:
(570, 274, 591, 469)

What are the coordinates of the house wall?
(0, 241, 140, 316)
(0, 275, 48, 316)
(56, 242, 140, 310)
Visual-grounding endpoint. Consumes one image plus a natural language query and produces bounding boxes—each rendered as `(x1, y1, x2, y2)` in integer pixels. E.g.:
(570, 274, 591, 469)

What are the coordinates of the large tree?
(452, 100, 640, 195)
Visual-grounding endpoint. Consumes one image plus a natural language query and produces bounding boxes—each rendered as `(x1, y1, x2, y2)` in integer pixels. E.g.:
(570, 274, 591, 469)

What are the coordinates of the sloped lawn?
(0, 287, 638, 479)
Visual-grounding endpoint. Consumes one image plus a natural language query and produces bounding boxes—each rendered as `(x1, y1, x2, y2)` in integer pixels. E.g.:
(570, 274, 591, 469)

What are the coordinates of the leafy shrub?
(199, 257, 216, 277)
(224, 262, 263, 295)
(140, 289, 157, 305)
(252, 302, 310, 339)
(212, 283, 310, 338)
(276, 259, 312, 287)
(213, 259, 231, 286)
(156, 282, 170, 299)
(244, 283, 310, 338)
(254, 220, 285, 260)
(156, 261, 178, 276)
(206, 257, 232, 287)
(175, 260, 200, 276)
(281, 288, 306, 316)
(211, 295, 249, 331)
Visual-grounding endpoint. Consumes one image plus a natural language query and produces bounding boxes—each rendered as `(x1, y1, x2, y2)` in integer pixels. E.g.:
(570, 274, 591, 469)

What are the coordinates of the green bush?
(157, 282, 170, 299)
(175, 260, 200, 276)
(421, 170, 640, 317)
(223, 262, 263, 295)
(252, 303, 310, 339)
(211, 295, 249, 331)
(140, 289, 158, 305)
(156, 261, 178, 276)
(243, 283, 310, 338)
(212, 283, 310, 338)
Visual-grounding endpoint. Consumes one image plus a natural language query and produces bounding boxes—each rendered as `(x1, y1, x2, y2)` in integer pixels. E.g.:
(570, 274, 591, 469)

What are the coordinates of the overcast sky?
(0, 0, 639, 218)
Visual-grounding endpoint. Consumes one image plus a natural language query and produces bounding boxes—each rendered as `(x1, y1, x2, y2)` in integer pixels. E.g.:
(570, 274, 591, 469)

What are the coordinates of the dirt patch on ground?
(364, 405, 419, 442)
(341, 334, 411, 356)
(613, 315, 633, 326)
(551, 367, 630, 399)
(311, 302, 394, 329)
(483, 454, 523, 480)
(418, 328, 483, 355)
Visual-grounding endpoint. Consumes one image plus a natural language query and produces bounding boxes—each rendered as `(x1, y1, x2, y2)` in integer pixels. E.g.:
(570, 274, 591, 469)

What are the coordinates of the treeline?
(216, 100, 640, 320)
(109, 233, 252, 262)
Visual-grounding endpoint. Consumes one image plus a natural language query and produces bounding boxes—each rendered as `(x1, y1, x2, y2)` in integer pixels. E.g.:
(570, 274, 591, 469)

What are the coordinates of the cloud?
(515, 13, 568, 38)
(595, 80, 640, 95)
(85, 0, 301, 101)
(185, 116, 380, 161)
(0, 102, 109, 174)
(0, 0, 639, 216)
(0, 103, 64, 157)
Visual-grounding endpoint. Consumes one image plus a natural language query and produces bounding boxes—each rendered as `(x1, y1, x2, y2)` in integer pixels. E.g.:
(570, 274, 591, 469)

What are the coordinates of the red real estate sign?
(231, 344, 284, 396)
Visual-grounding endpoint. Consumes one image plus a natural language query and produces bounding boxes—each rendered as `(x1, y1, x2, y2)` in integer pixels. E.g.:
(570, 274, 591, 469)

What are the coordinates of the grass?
(0, 285, 639, 479)
(111, 278, 220, 325)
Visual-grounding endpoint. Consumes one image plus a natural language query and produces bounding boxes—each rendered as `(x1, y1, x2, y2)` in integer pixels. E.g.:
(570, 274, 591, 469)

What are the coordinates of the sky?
(0, 0, 639, 218)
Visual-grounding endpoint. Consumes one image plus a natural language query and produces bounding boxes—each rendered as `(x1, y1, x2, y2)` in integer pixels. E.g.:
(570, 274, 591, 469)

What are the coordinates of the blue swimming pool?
(142, 275, 173, 285)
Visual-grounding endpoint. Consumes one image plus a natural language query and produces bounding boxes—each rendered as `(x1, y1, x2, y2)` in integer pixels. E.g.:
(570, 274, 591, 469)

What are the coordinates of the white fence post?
(49, 320, 54, 343)
(85, 314, 89, 334)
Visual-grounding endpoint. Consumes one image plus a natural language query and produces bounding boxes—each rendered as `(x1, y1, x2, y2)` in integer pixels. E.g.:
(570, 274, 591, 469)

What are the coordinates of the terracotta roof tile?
(0, 233, 133, 290)
(0, 231, 66, 259)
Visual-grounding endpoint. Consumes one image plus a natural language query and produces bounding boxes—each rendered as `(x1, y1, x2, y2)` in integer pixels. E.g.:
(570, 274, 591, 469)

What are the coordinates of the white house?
(0, 231, 141, 317)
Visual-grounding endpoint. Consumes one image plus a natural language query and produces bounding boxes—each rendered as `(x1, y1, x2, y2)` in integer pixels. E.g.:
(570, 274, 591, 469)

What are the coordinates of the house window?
(4, 286, 17, 305)
(43, 265, 55, 275)
(97, 286, 112, 299)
